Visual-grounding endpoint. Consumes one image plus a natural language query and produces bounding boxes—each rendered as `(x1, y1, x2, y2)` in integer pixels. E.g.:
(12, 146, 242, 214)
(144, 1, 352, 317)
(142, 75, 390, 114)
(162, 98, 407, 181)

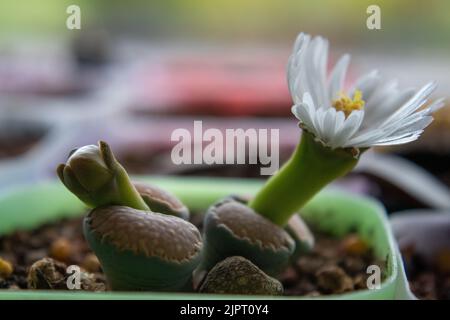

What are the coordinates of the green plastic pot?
(0, 176, 412, 300)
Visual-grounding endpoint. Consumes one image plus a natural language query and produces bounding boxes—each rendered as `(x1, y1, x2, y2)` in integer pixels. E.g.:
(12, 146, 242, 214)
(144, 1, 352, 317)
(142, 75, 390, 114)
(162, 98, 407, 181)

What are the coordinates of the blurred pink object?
(133, 51, 354, 117)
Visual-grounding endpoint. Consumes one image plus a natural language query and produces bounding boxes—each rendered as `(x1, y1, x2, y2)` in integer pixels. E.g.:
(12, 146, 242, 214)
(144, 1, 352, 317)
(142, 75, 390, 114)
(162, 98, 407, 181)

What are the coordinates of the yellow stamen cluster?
(332, 90, 365, 117)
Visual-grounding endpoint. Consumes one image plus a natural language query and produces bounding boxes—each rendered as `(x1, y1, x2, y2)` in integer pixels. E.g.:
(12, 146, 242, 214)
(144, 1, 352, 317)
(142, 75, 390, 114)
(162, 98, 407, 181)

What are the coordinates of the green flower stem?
(248, 131, 358, 226)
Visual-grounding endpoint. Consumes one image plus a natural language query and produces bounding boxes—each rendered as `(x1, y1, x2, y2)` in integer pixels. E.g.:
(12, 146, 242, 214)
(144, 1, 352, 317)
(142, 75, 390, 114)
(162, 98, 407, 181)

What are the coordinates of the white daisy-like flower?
(289, 33, 445, 150)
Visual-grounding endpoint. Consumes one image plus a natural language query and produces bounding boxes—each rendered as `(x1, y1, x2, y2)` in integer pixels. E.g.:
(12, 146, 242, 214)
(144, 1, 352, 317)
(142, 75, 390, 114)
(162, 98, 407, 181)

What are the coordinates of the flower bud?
(57, 141, 149, 210)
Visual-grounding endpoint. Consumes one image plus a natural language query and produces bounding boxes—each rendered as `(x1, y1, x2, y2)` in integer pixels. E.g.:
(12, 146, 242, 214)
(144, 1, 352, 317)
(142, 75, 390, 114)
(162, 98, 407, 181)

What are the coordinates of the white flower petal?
(344, 123, 394, 148)
(333, 110, 346, 136)
(291, 103, 316, 133)
(317, 38, 329, 106)
(428, 98, 446, 113)
(293, 32, 308, 54)
(287, 34, 311, 103)
(304, 37, 329, 108)
(365, 79, 399, 111)
(371, 133, 422, 146)
(385, 116, 433, 139)
(332, 110, 364, 148)
(350, 70, 381, 101)
(381, 82, 437, 127)
(362, 88, 416, 128)
(313, 108, 326, 137)
(361, 80, 404, 126)
(328, 54, 350, 100)
(322, 108, 338, 141)
(302, 92, 315, 109)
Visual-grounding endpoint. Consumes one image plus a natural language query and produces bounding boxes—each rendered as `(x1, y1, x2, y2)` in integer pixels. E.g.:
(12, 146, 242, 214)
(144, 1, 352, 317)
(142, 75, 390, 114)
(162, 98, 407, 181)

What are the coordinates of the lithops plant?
(57, 141, 202, 291)
(200, 198, 295, 277)
(197, 196, 313, 283)
(84, 206, 201, 291)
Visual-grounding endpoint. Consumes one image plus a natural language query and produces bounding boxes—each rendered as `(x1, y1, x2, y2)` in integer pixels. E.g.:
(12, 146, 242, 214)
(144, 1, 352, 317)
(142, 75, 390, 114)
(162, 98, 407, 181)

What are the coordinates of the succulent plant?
(199, 198, 295, 277)
(84, 206, 202, 291)
(57, 141, 202, 291)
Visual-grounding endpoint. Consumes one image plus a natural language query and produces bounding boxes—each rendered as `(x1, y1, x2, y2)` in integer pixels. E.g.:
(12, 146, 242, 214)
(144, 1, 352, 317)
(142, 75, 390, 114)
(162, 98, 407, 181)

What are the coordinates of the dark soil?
(283, 231, 385, 296)
(401, 245, 450, 300)
(0, 215, 385, 296)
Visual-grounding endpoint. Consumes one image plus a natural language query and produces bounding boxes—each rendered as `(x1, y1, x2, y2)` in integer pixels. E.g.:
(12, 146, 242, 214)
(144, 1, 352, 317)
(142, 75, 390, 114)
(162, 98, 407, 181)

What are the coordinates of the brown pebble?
(341, 234, 369, 256)
(79, 272, 106, 291)
(353, 274, 368, 290)
(316, 265, 354, 294)
(199, 256, 283, 295)
(49, 238, 73, 263)
(341, 256, 366, 275)
(0, 257, 14, 278)
(27, 258, 67, 289)
(82, 254, 101, 273)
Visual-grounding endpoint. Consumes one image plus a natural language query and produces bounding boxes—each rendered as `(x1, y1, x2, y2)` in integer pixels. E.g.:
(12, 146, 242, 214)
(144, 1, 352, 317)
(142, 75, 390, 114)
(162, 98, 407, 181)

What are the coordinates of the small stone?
(79, 272, 106, 291)
(81, 253, 101, 273)
(341, 234, 369, 256)
(27, 258, 67, 289)
(27, 257, 106, 291)
(199, 256, 283, 295)
(0, 257, 13, 279)
(340, 256, 366, 275)
(49, 238, 73, 263)
(316, 265, 354, 294)
(353, 274, 369, 290)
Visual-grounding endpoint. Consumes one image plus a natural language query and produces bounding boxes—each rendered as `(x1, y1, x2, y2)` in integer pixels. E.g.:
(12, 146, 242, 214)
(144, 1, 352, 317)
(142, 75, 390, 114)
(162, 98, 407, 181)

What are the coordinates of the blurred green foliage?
(0, 0, 448, 48)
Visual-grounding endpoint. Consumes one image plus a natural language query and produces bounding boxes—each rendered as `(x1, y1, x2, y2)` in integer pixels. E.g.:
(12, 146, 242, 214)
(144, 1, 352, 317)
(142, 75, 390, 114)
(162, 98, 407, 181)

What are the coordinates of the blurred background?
(0, 0, 450, 213)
